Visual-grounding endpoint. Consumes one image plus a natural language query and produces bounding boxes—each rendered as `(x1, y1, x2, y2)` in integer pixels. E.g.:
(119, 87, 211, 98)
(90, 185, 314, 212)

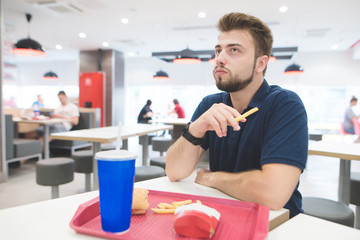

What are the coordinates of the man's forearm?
(165, 137, 203, 181)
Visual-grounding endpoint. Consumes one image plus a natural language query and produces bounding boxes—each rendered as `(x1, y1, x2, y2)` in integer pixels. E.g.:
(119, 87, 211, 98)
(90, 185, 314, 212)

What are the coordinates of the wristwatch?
(182, 122, 204, 146)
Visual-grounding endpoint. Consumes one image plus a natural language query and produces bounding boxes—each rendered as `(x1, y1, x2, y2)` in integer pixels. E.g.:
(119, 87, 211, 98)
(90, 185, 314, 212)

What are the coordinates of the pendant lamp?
(172, 48, 202, 64)
(12, 14, 45, 57)
(284, 63, 304, 75)
(43, 71, 59, 81)
(153, 70, 169, 81)
(269, 55, 277, 63)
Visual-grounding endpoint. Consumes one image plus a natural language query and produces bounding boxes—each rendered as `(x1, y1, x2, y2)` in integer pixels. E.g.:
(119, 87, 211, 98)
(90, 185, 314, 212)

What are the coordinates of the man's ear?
(255, 55, 269, 73)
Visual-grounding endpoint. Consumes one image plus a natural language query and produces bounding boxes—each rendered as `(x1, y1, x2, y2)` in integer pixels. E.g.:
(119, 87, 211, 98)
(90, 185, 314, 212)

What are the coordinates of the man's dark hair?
(217, 12, 273, 74)
(173, 99, 179, 104)
(351, 96, 358, 102)
(58, 90, 66, 96)
(146, 99, 152, 106)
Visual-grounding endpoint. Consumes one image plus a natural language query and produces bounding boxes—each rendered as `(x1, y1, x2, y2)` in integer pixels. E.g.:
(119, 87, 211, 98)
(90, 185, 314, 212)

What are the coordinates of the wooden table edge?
(269, 209, 289, 231)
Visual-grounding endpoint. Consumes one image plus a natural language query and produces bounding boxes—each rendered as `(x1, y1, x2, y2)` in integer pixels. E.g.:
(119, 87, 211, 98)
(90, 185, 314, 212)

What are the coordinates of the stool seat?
(152, 137, 172, 156)
(72, 150, 93, 173)
(150, 156, 166, 169)
(302, 197, 354, 227)
(72, 150, 93, 192)
(135, 166, 165, 182)
(36, 157, 74, 198)
(101, 143, 116, 151)
(351, 172, 360, 229)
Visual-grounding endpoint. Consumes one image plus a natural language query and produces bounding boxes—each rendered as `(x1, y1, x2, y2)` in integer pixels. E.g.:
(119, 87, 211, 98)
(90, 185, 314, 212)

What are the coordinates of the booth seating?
(152, 136, 172, 156)
(49, 112, 93, 155)
(135, 166, 165, 182)
(350, 172, 360, 229)
(36, 158, 74, 199)
(72, 150, 93, 192)
(302, 197, 354, 227)
(4, 115, 42, 178)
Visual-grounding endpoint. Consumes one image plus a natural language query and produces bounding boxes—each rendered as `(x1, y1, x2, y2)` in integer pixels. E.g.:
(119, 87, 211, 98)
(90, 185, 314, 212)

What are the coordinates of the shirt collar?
(224, 79, 270, 110)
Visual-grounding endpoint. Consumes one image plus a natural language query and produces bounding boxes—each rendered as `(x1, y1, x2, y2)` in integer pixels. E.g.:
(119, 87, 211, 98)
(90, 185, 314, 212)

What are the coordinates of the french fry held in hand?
(235, 107, 259, 122)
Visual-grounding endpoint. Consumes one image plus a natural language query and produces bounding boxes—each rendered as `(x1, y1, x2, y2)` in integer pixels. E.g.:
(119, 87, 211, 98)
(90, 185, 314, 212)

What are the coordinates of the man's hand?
(191, 103, 243, 138)
(195, 169, 213, 187)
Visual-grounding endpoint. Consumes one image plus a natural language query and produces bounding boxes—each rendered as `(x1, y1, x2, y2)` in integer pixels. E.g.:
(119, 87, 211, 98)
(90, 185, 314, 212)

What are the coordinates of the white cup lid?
(95, 150, 137, 160)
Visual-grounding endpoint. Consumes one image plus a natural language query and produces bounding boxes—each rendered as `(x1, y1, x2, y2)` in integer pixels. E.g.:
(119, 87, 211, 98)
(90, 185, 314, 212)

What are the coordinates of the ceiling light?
(153, 48, 213, 64)
(269, 55, 277, 62)
(11, 13, 45, 57)
(102, 42, 109, 47)
(43, 71, 59, 81)
(153, 70, 169, 81)
(198, 12, 206, 18)
(128, 52, 135, 57)
(279, 5, 288, 13)
(173, 57, 201, 64)
(208, 57, 215, 64)
(121, 18, 129, 24)
(79, 32, 87, 38)
(55, 44, 63, 50)
(284, 63, 304, 75)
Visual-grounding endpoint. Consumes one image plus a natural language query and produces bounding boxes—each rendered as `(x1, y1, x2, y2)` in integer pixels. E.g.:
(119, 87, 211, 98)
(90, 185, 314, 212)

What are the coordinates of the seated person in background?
(36, 91, 79, 141)
(32, 94, 45, 109)
(169, 99, 185, 118)
(165, 12, 308, 218)
(137, 99, 153, 123)
(343, 96, 360, 135)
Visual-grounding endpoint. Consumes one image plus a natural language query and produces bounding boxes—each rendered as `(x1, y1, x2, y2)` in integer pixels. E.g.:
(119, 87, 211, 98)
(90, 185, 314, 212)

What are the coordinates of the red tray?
(70, 190, 269, 240)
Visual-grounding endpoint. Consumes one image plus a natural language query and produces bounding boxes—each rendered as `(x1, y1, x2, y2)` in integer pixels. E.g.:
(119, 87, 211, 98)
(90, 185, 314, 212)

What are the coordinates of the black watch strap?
(182, 122, 204, 146)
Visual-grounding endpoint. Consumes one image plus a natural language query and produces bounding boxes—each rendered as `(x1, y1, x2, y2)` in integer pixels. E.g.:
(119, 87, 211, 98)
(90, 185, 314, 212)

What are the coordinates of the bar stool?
(350, 172, 360, 229)
(302, 197, 354, 227)
(150, 156, 166, 169)
(36, 158, 74, 199)
(72, 150, 93, 192)
(152, 136, 172, 156)
(135, 166, 165, 182)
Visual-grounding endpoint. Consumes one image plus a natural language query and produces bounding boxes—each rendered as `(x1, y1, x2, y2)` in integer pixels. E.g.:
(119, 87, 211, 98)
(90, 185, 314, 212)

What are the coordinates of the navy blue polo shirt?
(191, 80, 308, 218)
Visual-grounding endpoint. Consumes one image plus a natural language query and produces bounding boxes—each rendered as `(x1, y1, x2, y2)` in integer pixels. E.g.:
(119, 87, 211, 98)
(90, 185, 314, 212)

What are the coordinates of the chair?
(36, 157, 74, 198)
(72, 150, 93, 192)
(135, 166, 165, 182)
(150, 156, 166, 169)
(50, 112, 93, 155)
(350, 172, 360, 229)
(4, 115, 42, 179)
(340, 123, 351, 135)
(352, 119, 360, 136)
(152, 136, 172, 156)
(302, 197, 354, 227)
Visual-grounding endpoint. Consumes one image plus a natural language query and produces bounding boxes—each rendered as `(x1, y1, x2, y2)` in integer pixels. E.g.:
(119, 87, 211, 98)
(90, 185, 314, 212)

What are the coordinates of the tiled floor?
(1, 137, 360, 215)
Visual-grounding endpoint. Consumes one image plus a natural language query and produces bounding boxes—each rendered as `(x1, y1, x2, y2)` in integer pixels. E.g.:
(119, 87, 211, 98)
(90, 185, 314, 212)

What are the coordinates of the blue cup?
(95, 150, 136, 233)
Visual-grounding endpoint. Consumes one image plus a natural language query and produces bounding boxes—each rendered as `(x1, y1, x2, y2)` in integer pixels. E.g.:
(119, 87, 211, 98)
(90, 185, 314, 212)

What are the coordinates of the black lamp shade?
(12, 38, 46, 57)
(284, 63, 304, 75)
(43, 71, 59, 81)
(153, 70, 169, 81)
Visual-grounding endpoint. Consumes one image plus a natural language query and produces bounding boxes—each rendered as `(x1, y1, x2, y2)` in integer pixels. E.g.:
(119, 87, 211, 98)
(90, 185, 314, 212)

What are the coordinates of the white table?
(150, 117, 189, 142)
(308, 141, 360, 204)
(13, 118, 69, 159)
(267, 213, 360, 239)
(51, 124, 173, 189)
(0, 174, 289, 240)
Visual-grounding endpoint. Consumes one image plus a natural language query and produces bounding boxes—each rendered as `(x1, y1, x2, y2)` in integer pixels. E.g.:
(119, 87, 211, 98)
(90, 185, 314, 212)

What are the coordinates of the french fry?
(151, 208, 176, 214)
(158, 203, 177, 209)
(196, 200, 202, 204)
(172, 199, 192, 207)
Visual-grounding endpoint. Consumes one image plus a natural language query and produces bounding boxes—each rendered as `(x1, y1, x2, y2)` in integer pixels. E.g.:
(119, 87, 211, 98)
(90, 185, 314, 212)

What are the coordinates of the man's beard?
(214, 61, 256, 93)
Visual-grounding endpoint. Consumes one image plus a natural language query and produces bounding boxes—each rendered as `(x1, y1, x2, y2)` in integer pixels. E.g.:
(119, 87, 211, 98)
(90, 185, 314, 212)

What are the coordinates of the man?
(169, 99, 185, 118)
(165, 12, 308, 218)
(137, 99, 154, 123)
(36, 91, 79, 139)
(343, 96, 360, 135)
(32, 94, 45, 109)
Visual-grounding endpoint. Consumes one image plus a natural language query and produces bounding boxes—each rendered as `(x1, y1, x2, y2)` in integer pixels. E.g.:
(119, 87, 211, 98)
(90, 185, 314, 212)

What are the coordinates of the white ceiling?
(3, 0, 360, 60)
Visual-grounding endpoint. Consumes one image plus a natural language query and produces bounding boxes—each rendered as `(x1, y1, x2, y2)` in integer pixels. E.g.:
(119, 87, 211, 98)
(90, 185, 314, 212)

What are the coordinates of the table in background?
(150, 117, 189, 142)
(267, 213, 360, 239)
(0, 174, 289, 240)
(13, 118, 69, 159)
(51, 124, 173, 189)
(308, 140, 360, 204)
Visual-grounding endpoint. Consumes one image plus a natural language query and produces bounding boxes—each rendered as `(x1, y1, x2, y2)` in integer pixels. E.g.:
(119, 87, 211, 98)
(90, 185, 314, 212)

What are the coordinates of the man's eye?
(230, 48, 238, 53)
(215, 49, 221, 55)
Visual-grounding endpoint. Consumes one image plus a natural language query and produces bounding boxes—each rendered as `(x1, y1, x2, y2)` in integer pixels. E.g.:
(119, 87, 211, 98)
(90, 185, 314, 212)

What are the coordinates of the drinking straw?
(116, 122, 122, 151)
